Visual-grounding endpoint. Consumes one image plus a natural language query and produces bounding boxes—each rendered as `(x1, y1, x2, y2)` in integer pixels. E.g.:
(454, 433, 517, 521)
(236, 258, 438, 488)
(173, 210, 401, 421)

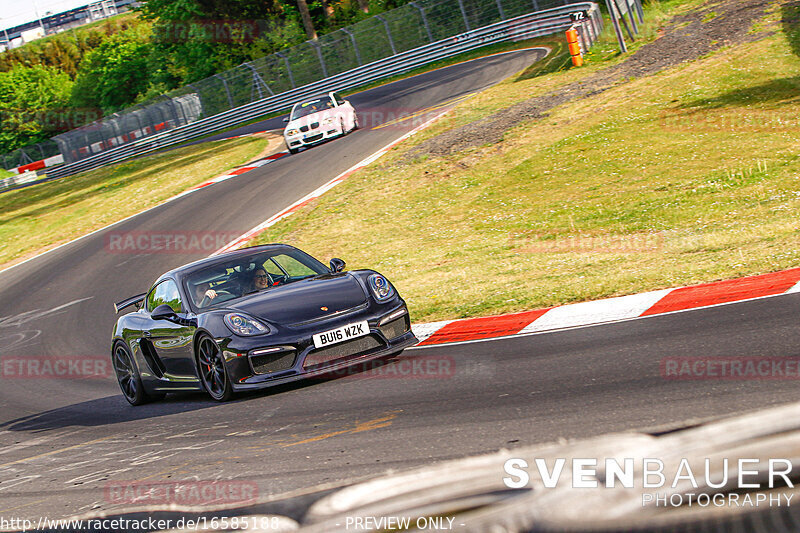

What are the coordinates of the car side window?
(272, 254, 317, 277)
(333, 93, 346, 106)
(262, 260, 283, 277)
(147, 279, 183, 313)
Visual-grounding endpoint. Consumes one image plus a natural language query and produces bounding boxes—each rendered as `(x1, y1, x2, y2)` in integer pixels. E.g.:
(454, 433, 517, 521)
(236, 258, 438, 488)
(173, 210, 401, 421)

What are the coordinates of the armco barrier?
(46, 3, 601, 180)
(0, 170, 39, 192)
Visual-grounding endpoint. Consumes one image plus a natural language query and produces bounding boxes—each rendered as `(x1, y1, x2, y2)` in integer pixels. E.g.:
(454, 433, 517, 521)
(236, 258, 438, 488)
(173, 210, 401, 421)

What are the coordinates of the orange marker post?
(566, 27, 583, 67)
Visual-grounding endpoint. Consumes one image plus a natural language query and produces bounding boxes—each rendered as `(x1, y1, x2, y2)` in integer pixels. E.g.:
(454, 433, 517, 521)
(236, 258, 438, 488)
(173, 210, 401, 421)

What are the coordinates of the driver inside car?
(242, 268, 271, 294)
(193, 281, 218, 307)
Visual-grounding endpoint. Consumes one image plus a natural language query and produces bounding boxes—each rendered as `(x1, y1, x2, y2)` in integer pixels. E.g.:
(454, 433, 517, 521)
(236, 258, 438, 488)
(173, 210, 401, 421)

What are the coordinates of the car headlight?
(322, 117, 336, 125)
(368, 274, 395, 302)
(224, 313, 270, 336)
(285, 129, 299, 136)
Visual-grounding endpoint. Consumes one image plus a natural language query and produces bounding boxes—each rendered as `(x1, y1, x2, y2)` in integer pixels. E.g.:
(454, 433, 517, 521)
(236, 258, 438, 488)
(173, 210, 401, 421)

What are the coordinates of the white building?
(87, 0, 118, 21)
(19, 27, 45, 44)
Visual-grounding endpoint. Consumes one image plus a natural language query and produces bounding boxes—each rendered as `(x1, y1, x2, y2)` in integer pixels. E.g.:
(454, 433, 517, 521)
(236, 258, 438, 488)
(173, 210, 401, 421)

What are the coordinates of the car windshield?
(290, 96, 335, 120)
(184, 248, 329, 310)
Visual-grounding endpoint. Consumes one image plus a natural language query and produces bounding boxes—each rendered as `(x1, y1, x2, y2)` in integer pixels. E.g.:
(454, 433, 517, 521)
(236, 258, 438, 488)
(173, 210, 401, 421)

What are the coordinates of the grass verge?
(0, 136, 269, 270)
(252, 1, 800, 323)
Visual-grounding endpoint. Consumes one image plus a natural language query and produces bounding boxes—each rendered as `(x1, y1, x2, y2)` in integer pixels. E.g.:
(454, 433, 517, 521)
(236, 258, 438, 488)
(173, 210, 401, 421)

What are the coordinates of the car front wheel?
(196, 334, 234, 402)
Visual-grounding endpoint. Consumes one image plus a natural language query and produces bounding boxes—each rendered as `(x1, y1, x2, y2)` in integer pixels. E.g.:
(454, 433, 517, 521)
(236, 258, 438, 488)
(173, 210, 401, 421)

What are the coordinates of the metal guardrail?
(46, 3, 602, 179)
(0, 170, 39, 192)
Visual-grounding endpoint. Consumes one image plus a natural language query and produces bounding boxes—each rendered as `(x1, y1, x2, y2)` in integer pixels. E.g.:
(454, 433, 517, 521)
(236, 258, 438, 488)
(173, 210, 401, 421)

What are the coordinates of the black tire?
(113, 341, 163, 405)
(286, 142, 299, 154)
(352, 114, 359, 131)
(196, 334, 234, 402)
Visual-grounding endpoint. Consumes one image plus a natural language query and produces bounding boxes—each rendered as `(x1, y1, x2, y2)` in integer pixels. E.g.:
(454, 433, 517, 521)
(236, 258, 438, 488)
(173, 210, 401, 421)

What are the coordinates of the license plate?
(313, 320, 369, 348)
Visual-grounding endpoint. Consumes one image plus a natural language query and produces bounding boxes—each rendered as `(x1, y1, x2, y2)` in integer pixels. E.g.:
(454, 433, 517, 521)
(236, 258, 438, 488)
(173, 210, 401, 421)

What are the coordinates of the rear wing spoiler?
(114, 293, 147, 314)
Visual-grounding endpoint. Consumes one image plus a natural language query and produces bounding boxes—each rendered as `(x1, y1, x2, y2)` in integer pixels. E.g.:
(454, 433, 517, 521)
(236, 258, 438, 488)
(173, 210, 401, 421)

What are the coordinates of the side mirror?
(283, 117, 289, 123)
(330, 258, 346, 273)
(152, 304, 197, 327)
(151, 304, 179, 322)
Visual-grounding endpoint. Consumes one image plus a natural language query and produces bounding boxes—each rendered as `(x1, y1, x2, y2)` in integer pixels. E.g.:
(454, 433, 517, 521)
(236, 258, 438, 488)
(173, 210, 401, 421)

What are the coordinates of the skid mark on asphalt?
(0, 428, 82, 456)
(281, 410, 401, 448)
(0, 412, 401, 517)
(0, 435, 114, 468)
(0, 475, 41, 492)
(0, 297, 93, 329)
(0, 330, 42, 351)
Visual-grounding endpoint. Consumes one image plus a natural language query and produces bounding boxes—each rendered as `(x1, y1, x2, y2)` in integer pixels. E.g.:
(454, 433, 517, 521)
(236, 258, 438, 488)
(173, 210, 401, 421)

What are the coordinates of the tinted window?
(333, 93, 346, 105)
(184, 248, 329, 310)
(147, 279, 183, 313)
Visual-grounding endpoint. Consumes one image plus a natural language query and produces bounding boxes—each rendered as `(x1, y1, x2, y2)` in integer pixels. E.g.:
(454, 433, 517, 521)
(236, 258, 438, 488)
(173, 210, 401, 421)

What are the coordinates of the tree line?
(0, 0, 406, 155)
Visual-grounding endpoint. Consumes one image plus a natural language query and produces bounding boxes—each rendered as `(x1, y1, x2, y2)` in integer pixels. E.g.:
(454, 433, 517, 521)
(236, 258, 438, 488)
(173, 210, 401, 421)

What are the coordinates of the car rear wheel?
(352, 114, 359, 131)
(196, 335, 234, 402)
(113, 341, 163, 405)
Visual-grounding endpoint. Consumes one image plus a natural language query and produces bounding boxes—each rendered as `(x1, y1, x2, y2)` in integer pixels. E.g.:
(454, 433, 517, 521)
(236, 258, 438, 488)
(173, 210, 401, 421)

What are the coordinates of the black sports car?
(112, 244, 418, 404)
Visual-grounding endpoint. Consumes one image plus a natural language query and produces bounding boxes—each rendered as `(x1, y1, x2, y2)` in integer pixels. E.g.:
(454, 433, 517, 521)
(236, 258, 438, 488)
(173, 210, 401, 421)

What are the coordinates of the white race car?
(283, 92, 358, 154)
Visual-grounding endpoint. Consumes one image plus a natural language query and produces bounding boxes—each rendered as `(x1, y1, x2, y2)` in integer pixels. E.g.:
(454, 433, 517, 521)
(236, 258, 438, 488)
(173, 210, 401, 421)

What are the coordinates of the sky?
(0, 0, 91, 31)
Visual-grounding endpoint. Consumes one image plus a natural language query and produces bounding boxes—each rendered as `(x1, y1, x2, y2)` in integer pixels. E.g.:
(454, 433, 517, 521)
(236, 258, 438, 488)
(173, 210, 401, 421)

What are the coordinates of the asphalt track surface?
(1, 48, 800, 522)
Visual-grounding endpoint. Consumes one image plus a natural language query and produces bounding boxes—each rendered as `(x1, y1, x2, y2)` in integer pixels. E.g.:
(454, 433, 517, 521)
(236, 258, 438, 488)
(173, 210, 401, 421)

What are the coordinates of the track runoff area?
(1, 49, 800, 531)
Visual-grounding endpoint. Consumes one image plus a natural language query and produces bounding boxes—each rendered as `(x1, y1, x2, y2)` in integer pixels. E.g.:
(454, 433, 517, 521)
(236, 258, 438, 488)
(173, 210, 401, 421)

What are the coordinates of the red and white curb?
(410, 268, 800, 346)
(211, 109, 455, 256)
(8, 154, 64, 175)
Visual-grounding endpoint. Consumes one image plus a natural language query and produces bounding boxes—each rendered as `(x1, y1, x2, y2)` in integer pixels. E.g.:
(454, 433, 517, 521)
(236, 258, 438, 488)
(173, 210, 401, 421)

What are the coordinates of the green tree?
(0, 64, 73, 152)
(71, 28, 151, 112)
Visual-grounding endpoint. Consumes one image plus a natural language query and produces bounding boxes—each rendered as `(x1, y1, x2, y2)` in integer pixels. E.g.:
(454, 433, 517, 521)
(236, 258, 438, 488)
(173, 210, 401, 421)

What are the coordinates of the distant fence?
(0, 140, 60, 171)
(36, 1, 601, 179)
